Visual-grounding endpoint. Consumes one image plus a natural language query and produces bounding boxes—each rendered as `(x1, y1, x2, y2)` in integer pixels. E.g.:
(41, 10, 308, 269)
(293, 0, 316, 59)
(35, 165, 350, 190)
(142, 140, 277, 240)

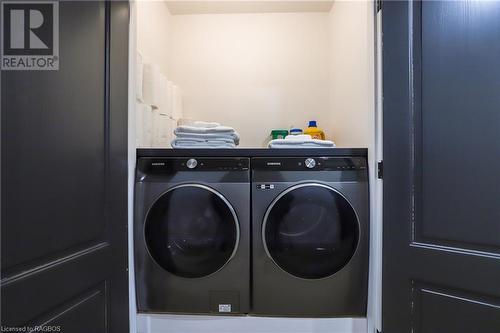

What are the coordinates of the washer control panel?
(138, 157, 250, 173)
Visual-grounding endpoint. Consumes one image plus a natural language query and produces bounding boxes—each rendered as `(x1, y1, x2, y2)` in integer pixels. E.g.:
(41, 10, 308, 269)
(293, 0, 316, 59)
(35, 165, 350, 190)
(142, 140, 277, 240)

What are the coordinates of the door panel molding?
(33, 283, 107, 329)
(418, 285, 500, 311)
(3, 246, 110, 325)
(404, 1, 500, 255)
(410, 242, 500, 261)
(383, 1, 500, 332)
(412, 281, 500, 333)
(1, 242, 109, 287)
(1, 1, 129, 331)
(419, 0, 500, 253)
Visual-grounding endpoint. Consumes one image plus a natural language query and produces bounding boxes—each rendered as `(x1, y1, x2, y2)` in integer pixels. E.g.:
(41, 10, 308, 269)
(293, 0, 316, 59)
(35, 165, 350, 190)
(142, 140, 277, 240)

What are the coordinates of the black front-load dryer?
(135, 157, 250, 314)
(251, 156, 369, 317)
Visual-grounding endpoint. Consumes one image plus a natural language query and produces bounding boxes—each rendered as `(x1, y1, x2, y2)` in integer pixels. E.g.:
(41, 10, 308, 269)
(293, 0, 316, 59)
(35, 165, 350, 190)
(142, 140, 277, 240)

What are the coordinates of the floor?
(137, 314, 367, 333)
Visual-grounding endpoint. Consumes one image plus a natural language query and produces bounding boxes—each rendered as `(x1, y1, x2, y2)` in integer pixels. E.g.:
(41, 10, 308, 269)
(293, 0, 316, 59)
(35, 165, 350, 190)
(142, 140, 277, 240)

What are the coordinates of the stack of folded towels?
(171, 121, 240, 149)
(268, 134, 335, 149)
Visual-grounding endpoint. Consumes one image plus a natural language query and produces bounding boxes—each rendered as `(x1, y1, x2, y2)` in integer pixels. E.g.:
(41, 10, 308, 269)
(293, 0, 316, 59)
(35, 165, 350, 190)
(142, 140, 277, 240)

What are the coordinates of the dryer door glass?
(264, 184, 359, 279)
(145, 185, 238, 278)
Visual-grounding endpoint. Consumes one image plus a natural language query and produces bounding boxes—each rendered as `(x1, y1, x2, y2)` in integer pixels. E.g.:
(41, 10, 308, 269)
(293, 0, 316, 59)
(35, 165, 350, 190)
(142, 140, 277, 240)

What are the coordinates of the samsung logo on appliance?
(266, 162, 281, 166)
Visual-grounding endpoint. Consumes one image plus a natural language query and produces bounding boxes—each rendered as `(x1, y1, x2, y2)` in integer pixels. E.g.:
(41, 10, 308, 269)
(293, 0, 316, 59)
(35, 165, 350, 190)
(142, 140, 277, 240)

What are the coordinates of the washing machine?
(135, 157, 250, 314)
(251, 156, 369, 317)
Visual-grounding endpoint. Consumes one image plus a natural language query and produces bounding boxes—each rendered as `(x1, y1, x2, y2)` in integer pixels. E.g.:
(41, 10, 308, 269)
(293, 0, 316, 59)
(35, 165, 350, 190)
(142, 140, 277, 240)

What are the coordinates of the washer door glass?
(263, 184, 359, 279)
(145, 184, 239, 278)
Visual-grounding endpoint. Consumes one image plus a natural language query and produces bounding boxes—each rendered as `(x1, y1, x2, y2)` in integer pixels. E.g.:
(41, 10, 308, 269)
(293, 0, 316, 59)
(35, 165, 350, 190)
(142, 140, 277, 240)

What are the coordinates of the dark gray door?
(1, 1, 129, 332)
(382, 1, 500, 332)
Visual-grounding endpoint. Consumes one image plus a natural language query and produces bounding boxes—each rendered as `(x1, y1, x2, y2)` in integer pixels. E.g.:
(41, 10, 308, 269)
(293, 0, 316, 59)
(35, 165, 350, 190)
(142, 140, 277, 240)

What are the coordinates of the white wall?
(328, 0, 374, 148)
(169, 12, 331, 147)
(136, 0, 172, 76)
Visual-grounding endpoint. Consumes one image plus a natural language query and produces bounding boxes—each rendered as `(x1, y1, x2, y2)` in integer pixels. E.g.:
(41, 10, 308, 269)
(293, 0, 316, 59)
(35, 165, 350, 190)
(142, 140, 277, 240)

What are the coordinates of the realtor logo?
(1, 1, 59, 70)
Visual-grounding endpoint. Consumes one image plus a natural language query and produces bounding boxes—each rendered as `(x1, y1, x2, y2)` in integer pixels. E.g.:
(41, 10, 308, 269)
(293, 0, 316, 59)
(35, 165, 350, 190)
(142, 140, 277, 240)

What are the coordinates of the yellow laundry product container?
(304, 121, 325, 140)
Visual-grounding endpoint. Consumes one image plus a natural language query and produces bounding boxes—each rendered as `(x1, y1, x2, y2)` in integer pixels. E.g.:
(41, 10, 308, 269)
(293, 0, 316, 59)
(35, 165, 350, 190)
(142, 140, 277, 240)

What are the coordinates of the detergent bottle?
(289, 128, 303, 136)
(271, 129, 289, 140)
(304, 120, 325, 140)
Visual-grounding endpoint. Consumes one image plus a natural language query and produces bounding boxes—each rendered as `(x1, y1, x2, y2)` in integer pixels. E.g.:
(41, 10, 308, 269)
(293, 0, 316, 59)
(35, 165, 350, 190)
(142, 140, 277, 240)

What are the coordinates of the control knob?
(186, 159, 198, 169)
(305, 158, 316, 169)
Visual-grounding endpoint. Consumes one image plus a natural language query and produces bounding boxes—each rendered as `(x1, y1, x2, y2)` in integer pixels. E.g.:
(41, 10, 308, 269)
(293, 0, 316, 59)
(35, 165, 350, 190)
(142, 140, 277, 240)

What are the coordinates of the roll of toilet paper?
(167, 118, 178, 144)
(157, 114, 176, 147)
(142, 63, 162, 108)
(165, 80, 174, 117)
(172, 85, 183, 120)
(143, 105, 153, 147)
(151, 108, 161, 147)
(135, 102, 144, 146)
(136, 52, 144, 102)
(158, 75, 171, 117)
(136, 103, 153, 147)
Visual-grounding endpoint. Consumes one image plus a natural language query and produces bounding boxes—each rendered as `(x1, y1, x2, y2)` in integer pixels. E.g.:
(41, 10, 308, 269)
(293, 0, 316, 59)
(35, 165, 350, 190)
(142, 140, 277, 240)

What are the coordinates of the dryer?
(135, 157, 250, 314)
(251, 156, 369, 317)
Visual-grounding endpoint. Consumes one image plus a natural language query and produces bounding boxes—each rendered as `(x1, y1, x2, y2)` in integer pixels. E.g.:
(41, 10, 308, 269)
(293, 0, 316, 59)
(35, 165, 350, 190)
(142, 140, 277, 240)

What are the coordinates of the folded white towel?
(174, 137, 234, 144)
(175, 125, 236, 135)
(171, 137, 236, 149)
(269, 136, 335, 149)
(174, 131, 240, 146)
(269, 142, 335, 148)
(285, 134, 313, 140)
(192, 121, 220, 128)
(178, 119, 221, 128)
(172, 120, 239, 148)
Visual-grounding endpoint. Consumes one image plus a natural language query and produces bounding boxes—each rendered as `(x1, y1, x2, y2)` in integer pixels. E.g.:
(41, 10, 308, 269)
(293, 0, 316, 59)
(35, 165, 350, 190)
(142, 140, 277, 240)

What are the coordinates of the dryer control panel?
(252, 157, 367, 171)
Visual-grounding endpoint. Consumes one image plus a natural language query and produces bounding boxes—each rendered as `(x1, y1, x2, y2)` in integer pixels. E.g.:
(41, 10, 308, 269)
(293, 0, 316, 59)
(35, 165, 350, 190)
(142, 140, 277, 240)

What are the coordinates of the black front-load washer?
(251, 156, 369, 317)
(135, 157, 250, 314)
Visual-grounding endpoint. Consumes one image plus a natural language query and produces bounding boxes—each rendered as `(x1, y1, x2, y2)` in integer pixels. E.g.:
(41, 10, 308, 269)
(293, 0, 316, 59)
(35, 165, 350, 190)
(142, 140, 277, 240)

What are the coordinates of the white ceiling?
(165, 1, 335, 15)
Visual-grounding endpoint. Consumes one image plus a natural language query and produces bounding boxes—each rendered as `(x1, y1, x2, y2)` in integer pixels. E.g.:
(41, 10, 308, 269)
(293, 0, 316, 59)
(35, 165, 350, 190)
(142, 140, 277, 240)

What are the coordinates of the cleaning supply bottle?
(304, 120, 325, 140)
(271, 129, 289, 140)
(289, 128, 303, 136)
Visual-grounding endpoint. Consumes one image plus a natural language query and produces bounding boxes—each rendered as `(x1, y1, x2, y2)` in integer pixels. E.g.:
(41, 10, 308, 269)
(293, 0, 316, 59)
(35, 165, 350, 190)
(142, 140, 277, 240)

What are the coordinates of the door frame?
(128, 0, 139, 332)
(368, 1, 384, 332)
(128, 0, 384, 332)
